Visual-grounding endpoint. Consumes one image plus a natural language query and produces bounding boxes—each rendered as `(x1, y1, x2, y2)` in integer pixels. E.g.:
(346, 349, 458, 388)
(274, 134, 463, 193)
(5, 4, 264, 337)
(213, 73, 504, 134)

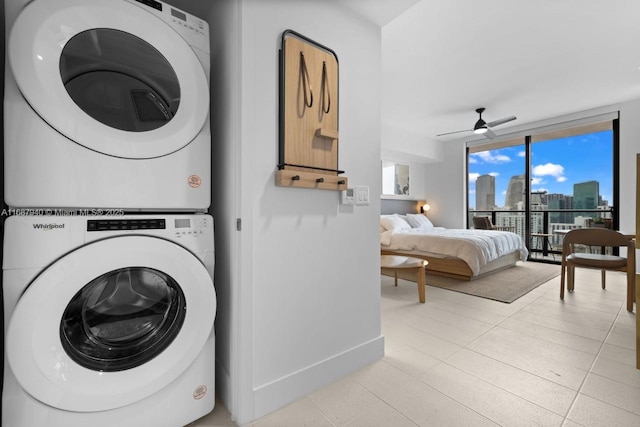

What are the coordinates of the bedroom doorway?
(467, 117, 619, 263)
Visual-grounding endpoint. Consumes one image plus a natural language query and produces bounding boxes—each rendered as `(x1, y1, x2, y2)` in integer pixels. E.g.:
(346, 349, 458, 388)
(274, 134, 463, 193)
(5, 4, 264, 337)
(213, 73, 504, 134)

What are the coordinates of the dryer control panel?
(127, 0, 209, 53)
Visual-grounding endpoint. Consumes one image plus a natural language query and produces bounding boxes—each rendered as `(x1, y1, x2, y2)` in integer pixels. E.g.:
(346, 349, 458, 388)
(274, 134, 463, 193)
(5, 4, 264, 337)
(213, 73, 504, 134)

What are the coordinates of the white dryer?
(2, 214, 216, 427)
(4, 0, 211, 210)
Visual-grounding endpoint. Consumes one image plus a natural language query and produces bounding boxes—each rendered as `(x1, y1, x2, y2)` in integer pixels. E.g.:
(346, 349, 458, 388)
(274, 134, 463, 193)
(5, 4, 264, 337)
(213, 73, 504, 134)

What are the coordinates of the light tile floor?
(190, 266, 639, 427)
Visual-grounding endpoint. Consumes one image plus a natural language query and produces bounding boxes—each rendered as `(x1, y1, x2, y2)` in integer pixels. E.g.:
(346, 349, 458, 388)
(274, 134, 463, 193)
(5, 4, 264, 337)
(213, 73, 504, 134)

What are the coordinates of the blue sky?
(468, 130, 613, 210)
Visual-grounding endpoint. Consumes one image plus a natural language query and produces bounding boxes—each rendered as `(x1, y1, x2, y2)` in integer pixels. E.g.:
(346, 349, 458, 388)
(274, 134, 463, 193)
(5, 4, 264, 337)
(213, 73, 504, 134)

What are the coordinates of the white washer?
(2, 214, 216, 427)
(4, 0, 211, 210)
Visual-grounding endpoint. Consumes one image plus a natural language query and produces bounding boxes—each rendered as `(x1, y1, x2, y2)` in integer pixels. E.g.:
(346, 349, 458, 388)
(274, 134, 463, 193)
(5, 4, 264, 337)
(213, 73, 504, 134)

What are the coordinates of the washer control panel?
(87, 219, 166, 231)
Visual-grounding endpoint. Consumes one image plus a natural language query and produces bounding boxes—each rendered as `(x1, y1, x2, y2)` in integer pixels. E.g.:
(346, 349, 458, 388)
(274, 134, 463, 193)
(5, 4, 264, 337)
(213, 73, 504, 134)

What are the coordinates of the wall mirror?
(381, 161, 410, 195)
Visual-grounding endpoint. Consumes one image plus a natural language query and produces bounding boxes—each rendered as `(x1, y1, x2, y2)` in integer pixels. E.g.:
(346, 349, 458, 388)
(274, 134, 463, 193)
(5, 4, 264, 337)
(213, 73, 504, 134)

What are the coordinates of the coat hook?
(291, 175, 300, 181)
(316, 177, 324, 183)
(338, 180, 345, 185)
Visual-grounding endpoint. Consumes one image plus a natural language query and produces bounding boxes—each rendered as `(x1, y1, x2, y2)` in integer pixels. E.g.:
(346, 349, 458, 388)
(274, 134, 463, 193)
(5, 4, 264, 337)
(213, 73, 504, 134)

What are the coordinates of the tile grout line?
(303, 396, 339, 427)
(559, 298, 627, 424)
(401, 282, 571, 425)
(382, 274, 633, 426)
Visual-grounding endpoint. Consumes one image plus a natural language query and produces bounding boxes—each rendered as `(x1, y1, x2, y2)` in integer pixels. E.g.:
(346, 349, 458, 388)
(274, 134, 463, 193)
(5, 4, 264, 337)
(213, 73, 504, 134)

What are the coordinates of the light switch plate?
(355, 185, 369, 205)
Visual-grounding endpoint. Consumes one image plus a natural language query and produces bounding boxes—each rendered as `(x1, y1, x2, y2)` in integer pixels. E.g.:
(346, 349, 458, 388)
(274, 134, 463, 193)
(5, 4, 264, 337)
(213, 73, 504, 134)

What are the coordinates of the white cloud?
(468, 173, 480, 182)
(532, 162, 567, 183)
(468, 157, 477, 164)
(489, 172, 499, 177)
(531, 177, 544, 185)
(532, 163, 565, 178)
(518, 151, 526, 157)
(471, 151, 511, 164)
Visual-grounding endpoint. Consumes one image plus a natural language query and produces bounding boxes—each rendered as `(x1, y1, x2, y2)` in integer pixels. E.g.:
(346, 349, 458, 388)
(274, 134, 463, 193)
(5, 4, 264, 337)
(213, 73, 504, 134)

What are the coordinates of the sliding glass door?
(467, 119, 618, 262)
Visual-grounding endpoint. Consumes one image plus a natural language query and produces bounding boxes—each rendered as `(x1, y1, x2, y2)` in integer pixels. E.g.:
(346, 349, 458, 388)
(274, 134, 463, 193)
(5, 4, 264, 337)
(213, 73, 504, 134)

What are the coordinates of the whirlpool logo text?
(32, 223, 65, 231)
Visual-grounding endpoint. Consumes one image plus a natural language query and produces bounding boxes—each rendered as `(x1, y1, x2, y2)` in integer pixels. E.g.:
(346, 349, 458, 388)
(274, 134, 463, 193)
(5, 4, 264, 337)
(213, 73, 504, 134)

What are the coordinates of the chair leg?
(601, 269, 606, 289)
(568, 266, 575, 292)
(627, 268, 634, 312)
(560, 263, 566, 300)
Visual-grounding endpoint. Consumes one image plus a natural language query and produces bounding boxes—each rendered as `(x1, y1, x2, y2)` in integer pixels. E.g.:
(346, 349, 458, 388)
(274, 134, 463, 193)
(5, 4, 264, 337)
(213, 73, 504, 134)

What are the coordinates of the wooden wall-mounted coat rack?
(276, 30, 347, 191)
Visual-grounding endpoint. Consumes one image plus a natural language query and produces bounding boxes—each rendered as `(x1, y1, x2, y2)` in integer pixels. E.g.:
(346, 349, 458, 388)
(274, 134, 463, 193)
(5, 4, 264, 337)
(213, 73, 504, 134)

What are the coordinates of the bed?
(380, 213, 529, 281)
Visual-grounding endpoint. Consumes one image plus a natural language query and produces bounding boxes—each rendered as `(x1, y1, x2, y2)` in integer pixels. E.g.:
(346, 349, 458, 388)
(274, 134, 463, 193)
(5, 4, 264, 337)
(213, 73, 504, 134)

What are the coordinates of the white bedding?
(381, 227, 529, 275)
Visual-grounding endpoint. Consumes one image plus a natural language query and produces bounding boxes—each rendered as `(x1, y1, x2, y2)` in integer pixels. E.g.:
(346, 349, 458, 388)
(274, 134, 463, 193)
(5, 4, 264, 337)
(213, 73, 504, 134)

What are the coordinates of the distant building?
(505, 174, 525, 209)
(530, 190, 546, 207)
(573, 181, 599, 220)
(546, 193, 573, 224)
(476, 174, 495, 211)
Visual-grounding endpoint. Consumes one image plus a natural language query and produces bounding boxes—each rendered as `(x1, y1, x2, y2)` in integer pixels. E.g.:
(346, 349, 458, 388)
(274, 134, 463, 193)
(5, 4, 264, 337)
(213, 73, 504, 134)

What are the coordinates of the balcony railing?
(468, 209, 615, 263)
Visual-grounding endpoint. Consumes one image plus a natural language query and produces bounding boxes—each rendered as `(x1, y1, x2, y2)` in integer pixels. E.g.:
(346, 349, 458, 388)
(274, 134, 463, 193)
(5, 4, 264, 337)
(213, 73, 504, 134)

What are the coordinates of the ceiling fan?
(436, 108, 517, 139)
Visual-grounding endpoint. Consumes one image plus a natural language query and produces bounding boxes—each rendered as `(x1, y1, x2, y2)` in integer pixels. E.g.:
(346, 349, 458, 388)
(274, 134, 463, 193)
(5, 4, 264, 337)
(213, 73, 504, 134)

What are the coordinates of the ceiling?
(351, 0, 640, 157)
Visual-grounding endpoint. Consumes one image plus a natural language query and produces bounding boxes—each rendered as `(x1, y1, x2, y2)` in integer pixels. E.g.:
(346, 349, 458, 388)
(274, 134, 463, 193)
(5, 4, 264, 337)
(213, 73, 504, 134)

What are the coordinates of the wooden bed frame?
(380, 198, 521, 280)
(381, 248, 521, 281)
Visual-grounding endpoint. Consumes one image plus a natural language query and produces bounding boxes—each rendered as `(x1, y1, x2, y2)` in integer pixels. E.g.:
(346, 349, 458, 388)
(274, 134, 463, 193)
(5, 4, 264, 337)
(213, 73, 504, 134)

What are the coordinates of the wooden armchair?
(560, 228, 635, 312)
(472, 216, 516, 232)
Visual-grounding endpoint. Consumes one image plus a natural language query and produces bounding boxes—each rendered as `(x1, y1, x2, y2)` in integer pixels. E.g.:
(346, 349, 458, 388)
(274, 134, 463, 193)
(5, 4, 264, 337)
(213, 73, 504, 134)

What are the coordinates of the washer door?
(8, 0, 209, 159)
(6, 236, 216, 412)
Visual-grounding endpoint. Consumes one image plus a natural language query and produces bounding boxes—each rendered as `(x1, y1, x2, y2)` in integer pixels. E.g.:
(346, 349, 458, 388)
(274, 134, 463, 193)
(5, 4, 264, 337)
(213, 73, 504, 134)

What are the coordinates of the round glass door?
(5, 235, 215, 411)
(60, 29, 180, 132)
(60, 267, 186, 372)
(8, 0, 210, 158)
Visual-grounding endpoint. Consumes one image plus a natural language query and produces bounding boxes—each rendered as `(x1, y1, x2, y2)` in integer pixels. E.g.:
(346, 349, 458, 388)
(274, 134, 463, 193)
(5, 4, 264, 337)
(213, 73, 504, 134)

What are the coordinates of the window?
(467, 137, 526, 235)
(467, 118, 618, 262)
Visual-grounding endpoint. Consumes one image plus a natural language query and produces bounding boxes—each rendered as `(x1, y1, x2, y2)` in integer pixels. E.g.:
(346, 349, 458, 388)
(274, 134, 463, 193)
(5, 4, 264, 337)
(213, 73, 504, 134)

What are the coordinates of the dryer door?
(5, 236, 216, 412)
(8, 0, 209, 159)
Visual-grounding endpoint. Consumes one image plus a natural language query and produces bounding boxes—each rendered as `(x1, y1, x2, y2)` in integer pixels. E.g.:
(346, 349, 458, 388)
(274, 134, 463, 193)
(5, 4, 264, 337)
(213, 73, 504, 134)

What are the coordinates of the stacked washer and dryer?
(2, 1, 216, 426)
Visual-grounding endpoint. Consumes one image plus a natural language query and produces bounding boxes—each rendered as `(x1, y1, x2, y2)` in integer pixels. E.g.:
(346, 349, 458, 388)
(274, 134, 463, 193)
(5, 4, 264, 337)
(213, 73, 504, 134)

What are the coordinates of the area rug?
(383, 262, 561, 303)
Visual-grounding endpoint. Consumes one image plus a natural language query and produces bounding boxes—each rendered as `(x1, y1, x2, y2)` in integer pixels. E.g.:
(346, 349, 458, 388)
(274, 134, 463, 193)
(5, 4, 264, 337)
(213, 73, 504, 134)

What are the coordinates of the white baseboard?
(252, 335, 385, 422)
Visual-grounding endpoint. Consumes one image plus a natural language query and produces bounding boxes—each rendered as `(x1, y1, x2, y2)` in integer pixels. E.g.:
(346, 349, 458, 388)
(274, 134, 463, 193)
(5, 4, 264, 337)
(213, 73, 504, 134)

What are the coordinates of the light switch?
(355, 185, 369, 205)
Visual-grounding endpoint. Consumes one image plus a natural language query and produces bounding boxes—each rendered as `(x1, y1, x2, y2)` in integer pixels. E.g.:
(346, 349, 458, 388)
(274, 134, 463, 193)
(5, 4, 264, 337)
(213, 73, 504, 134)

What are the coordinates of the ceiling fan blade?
(486, 115, 516, 128)
(483, 128, 497, 139)
(436, 129, 471, 137)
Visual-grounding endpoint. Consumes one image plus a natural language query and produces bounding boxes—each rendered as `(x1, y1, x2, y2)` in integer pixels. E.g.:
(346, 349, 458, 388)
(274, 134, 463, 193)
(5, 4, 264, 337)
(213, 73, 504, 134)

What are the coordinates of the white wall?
(237, 0, 384, 423)
(382, 123, 444, 163)
(173, 1, 384, 424)
(618, 98, 640, 234)
(422, 140, 467, 228)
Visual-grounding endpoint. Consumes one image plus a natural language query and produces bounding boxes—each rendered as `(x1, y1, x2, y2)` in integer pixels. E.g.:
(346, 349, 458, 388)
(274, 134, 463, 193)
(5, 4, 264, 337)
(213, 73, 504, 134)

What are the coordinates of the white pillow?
(380, 214, 411, 231)
(405, 214, 434, 228)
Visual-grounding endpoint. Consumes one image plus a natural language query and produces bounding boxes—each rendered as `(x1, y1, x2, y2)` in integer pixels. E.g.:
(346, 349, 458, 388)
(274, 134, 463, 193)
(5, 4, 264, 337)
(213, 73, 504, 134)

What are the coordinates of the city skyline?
(468, 130, 613, 210)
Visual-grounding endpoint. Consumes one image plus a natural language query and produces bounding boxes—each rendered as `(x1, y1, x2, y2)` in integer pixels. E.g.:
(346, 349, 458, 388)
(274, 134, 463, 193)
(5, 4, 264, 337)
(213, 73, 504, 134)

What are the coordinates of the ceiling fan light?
(473, 126, 488, 134)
